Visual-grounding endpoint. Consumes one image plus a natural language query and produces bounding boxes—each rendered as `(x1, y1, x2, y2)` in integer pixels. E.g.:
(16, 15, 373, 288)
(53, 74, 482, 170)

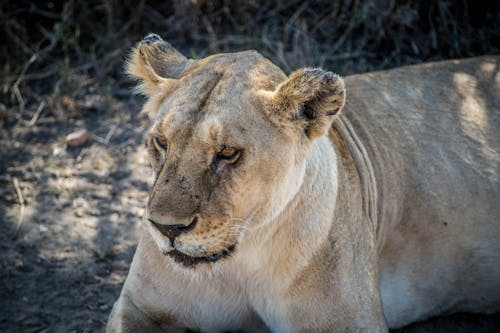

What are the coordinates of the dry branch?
(13, 177, 26, 236)
(27, 100, 46, 126)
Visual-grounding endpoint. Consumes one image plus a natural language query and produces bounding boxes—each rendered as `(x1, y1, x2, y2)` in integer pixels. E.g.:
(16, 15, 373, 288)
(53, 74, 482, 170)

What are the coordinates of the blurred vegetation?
(0, 0, 498, 111)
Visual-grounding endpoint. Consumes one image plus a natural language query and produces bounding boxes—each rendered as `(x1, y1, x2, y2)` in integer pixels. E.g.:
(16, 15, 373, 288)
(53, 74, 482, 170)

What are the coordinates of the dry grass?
(1, 1, 498, 97)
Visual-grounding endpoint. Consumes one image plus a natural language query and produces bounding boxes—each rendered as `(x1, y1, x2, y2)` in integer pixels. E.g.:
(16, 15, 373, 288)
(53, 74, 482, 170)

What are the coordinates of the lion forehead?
(165, 52, 283, 111)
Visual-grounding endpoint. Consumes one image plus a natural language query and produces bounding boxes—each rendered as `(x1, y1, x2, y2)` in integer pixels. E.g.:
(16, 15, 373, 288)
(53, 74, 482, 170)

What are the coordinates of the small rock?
(66, 129, 89, 147)
(52, 143, 66, 156)
(82, 95, 107, 112)
(74, 210, 84, 217)
(99, 304, 110, 311)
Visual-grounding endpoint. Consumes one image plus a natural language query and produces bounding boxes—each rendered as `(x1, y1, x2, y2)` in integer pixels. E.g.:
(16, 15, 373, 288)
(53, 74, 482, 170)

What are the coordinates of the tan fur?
(107, 34, 500, 332)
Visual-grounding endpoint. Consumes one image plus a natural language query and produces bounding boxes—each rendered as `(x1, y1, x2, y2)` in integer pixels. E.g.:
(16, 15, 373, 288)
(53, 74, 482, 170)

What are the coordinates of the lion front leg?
(106, 294, 186, 333)
(262, 234, 388, 332)
(285, 289, 388, 332)
(283, 288, 388, 333)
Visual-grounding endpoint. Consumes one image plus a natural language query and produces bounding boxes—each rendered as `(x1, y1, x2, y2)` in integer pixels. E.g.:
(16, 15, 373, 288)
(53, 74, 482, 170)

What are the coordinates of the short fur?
(107, 34, 500, 332)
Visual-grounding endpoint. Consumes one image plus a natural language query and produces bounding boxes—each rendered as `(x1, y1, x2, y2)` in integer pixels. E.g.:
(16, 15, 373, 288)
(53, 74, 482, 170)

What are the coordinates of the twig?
(5, 21, 34, 55)
(28, 4, 61, 19)
(327, 51, 371, 62)
(284, 2, 308, 34)
(12, 85, 25, 114)
(201, 15, 218, 52)
(90, 133, 108, 145)
(13, 54, 38, 87)
(13, 177, 25, 206)
(2, 47, 125, 85)
(13, 177, 26, 236)
(104, 125, 117, 144)
(76, 148, 87, 163)
(11, 53, 38, 114)
(27, 100, 46, 126)
(1, 67, 60, 84)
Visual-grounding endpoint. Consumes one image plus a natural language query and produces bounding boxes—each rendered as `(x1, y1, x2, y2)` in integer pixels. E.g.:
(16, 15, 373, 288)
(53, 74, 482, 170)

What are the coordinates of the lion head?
(127, 34, 345, 267)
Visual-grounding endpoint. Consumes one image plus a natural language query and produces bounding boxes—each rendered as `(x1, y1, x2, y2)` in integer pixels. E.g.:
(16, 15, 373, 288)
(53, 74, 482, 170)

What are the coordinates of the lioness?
(106, 34, 500, 332)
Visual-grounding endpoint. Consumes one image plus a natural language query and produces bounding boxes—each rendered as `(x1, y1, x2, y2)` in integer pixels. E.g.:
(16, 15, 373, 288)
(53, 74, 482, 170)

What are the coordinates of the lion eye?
(153, 137, 168, 152)
(217, 146, 239, 161)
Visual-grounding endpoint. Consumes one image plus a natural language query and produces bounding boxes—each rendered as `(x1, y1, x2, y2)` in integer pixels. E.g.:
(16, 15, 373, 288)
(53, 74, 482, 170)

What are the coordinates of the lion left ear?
(268, 68, 346, 140)
(126, 34, 193, 96)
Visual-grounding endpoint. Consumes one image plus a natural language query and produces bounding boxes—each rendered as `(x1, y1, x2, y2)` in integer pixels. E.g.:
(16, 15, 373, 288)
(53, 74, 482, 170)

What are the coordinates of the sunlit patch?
(453, 72, 488, 135)
(480, 62, 495, 74)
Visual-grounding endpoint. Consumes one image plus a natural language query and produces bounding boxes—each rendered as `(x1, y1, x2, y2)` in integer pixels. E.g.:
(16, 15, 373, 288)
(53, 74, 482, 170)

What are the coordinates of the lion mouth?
(166, 245, 236, 267)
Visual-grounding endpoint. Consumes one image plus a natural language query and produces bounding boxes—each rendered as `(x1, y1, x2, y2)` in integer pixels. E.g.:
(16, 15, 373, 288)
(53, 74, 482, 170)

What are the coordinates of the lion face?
(128, 34, 345, 267)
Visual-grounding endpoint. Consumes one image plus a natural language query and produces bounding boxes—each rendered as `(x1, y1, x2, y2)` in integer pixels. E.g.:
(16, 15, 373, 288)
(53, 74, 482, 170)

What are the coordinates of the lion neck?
(236, 135, 339, 279)
(330, 115, 379, 238)
(236, 116, 380, 283)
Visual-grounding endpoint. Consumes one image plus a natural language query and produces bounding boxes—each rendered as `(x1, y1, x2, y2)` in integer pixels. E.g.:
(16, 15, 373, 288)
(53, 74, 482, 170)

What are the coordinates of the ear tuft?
(270, 68, 346, 139)
(141, 33, 162, 44)
(125, 34, 191, 96)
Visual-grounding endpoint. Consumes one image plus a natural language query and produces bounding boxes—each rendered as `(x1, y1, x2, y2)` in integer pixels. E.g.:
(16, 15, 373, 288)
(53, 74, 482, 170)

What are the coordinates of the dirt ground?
(0, 70, 499, 333)
(0, 82, 151, 332)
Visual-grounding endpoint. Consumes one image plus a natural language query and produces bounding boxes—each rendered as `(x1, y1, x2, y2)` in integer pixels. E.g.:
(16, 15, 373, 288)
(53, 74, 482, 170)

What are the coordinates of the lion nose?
(148, 216, 198, 242)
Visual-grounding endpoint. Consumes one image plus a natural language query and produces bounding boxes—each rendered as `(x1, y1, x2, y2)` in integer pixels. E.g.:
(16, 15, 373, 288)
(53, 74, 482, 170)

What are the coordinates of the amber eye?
(217, 146, 240, 161)
(153, 137, 168, 152)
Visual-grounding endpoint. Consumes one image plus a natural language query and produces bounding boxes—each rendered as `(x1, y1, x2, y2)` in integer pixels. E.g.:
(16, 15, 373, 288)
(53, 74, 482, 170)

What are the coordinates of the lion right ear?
(263, 68, 345, 140)
(126, 34, 192, 96)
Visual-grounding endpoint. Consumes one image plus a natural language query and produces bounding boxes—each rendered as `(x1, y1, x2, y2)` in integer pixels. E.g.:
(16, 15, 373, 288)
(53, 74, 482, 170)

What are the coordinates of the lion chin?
(165, 245, 236, 268)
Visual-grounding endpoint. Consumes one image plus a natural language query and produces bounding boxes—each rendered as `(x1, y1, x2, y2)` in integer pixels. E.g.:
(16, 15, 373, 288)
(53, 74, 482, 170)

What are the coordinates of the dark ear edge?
(270, 68, 346, 139)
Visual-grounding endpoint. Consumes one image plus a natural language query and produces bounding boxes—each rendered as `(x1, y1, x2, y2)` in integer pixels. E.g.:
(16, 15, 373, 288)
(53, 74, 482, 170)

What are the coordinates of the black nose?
(149, 216, 198, 243)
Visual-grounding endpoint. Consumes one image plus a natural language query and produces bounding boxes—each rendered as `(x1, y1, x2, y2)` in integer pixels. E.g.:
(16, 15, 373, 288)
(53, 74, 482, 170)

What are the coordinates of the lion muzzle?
(148, 216, 198, 245)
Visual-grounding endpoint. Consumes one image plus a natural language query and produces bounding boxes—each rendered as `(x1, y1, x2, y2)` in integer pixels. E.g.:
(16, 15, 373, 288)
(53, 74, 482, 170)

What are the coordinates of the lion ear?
(268, 68, 346, 140)
(126, 34, 192, 96)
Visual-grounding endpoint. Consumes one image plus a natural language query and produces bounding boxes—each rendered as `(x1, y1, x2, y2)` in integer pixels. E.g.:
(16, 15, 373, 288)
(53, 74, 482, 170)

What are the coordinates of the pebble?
(66, 129, 89, 147)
